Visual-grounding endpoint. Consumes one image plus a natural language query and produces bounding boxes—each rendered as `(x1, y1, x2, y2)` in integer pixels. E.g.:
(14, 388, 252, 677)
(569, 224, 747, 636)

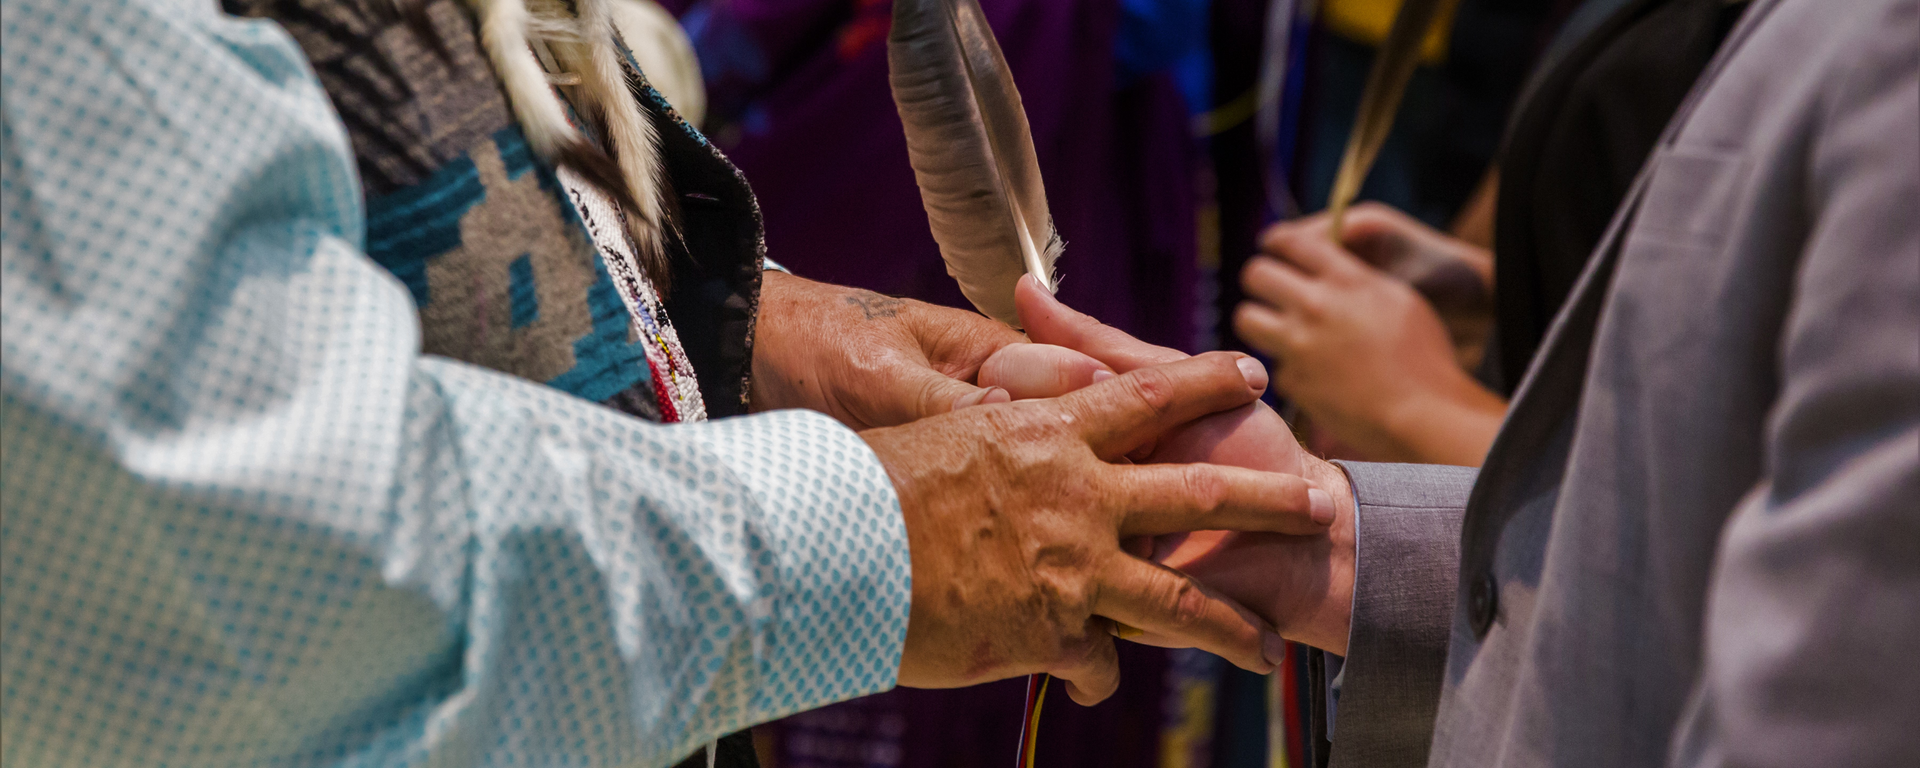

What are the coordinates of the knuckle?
(1289, 476, 1316, 512)
(1085, 322, 1129, 347)
(1179, 466, 1230, 517)
(1240, 258, 1277, 288)
(979, 400, 1054, 438)
(1031, 556, 1096, 615)
(1387, 277, 1425, 304)
(1237, 265, 1262, 294)
(1256, 224, 1288, 252)
(1164, 578, 1212, 632)
(913, 375, 957, 416)
(1063, 586, 1095, 619)
(1200, 349, 1248, 379)
(1228, 318, 1255, 347)
(1261, 221, 1308, 251)
(1122, 367, 1179, 418)
(1274, 366, 1306, 395)
(843, 346, 897, 384)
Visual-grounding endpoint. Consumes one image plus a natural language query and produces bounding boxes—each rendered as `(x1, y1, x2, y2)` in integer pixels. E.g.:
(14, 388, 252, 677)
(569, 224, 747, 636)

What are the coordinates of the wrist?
(858, 425, 935, 682)
(1297, 456, 1356, 655)
(1379, 371, 1506, 466)
(748, 271, 796, 412)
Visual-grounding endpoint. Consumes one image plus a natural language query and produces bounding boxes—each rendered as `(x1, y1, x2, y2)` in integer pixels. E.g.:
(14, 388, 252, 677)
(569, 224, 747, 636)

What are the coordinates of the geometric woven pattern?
(223, 0, 679, 419)
(365, 127, 662, 408)
(0, 2, 910, 766)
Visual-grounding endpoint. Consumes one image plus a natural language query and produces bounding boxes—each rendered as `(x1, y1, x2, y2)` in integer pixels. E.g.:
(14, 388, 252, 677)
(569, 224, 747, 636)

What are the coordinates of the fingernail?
(1263, 632, 1287, 668)
(1236, 357, 1269, 391)
(1309, 488, 1335, 526)
(951, 389, 985, 410)
(981, 386, 1011, 404)
(1091, 369, 1116, 384)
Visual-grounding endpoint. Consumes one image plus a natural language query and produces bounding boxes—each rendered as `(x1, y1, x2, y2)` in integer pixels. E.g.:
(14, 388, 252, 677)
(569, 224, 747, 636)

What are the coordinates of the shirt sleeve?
(0, 3, 909, 768)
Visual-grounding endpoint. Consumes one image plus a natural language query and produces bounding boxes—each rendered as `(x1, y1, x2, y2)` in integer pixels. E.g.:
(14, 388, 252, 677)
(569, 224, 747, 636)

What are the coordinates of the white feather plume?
(465, 0, 669, 268)
(551, 0, 668, 250)
(468, 0, 576, 159)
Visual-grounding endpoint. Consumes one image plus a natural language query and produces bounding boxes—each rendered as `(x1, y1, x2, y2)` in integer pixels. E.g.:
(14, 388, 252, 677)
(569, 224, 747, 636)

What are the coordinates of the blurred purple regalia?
(666, 0, 1201, 352)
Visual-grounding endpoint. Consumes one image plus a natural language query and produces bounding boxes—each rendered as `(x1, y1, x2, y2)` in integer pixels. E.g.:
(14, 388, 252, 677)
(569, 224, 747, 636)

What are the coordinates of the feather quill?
(1324, 0, 1456, 238)
(888, 0, 1062, 327)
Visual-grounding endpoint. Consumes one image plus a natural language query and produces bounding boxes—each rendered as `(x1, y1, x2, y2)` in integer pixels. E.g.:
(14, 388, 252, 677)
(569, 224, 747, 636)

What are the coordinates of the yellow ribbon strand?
(1324, 0, 1461, 239)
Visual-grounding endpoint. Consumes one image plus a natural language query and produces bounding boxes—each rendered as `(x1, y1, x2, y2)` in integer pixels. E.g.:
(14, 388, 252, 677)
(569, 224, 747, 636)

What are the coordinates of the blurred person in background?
(1238, 0, 1749, 467)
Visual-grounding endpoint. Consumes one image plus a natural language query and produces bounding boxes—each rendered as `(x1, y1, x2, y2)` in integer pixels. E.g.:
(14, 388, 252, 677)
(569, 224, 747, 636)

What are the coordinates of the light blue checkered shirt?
(0, 2, 911, 766)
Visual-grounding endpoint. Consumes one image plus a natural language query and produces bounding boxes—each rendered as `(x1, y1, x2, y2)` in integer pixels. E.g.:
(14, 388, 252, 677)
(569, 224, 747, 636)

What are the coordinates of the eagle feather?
(888, 0, 1062, 327)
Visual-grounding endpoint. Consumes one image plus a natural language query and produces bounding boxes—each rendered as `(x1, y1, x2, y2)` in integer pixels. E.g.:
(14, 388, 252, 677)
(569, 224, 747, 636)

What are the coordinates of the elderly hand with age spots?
(872, 348, 1337, 705)
(969, 276, 1361, 656)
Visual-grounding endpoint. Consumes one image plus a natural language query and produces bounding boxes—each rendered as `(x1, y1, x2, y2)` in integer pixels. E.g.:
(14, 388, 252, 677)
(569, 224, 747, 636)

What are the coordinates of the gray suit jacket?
(1329, 1, 1920, 766)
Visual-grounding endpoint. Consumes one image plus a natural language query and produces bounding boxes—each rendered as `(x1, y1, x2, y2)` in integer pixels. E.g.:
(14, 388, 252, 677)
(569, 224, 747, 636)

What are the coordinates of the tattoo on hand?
(846, 293, 905, 320)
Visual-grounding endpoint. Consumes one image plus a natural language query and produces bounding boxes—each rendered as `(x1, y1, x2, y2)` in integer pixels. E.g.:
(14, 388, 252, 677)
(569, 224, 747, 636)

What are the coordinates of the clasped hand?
(1001, 276, 1358, 657)
(749, 269, 1354, 705)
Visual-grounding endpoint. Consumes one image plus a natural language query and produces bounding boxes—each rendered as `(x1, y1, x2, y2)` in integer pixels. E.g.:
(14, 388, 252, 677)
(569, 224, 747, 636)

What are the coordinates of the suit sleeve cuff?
(1322, 460, 1475, 768)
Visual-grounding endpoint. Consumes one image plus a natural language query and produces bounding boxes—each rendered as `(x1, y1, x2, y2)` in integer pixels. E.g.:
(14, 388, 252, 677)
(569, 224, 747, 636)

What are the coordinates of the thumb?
(1014, 275, 1185, 373)
(851, 355, 1012, 426)
(909, 368, 1010, 418)
(978, 343, 1113, 400)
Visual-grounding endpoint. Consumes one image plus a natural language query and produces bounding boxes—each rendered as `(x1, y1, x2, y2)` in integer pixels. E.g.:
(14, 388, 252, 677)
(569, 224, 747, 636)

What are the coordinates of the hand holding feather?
(998, 277, 1311, 485)
(750, 271, 1022, 429)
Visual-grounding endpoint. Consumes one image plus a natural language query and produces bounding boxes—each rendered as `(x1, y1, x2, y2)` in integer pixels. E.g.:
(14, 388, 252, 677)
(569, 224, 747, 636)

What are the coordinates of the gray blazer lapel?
(1457, 0, 1785, 593)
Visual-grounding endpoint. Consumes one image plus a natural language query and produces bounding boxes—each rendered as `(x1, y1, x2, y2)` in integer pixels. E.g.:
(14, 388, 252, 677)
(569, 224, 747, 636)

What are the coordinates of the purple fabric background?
(671, 0, 1200, 352)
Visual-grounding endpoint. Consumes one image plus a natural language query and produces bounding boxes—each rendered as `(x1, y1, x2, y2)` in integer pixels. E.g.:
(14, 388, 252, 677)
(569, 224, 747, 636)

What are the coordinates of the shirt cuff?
(696, 409, 911, 717)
